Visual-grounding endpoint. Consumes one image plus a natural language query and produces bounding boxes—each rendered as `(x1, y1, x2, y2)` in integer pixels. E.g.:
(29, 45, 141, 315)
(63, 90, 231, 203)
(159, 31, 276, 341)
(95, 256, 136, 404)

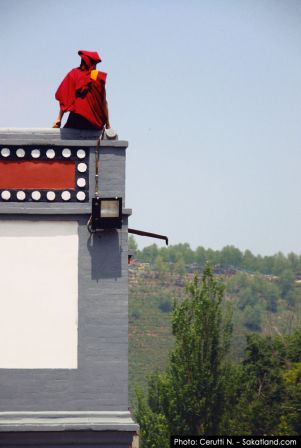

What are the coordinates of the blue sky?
(0, 0, 300, 255)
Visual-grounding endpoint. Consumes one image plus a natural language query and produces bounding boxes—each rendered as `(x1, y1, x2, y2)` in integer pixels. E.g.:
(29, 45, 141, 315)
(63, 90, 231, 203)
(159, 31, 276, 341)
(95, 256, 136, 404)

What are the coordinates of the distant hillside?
(128, 245, 301, 404)
(130, 238, 301, 278)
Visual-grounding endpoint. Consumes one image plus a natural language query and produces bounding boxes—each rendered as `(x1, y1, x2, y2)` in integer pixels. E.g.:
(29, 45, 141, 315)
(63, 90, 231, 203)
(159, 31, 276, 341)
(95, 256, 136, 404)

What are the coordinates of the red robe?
(55, 67, 108, 129)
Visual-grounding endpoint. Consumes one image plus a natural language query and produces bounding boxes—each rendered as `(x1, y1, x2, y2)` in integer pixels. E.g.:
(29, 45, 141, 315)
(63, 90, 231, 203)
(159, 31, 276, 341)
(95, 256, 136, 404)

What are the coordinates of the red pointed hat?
(78, 50, 101, 64)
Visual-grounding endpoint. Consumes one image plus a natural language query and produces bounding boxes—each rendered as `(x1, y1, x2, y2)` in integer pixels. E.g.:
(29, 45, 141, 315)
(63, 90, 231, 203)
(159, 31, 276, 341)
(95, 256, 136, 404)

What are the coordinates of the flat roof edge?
(0, 129, 128, 147)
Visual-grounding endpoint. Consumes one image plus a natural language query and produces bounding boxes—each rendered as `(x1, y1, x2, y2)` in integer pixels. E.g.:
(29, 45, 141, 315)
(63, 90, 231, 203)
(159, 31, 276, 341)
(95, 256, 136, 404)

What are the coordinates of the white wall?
(0, 221, 78, 369)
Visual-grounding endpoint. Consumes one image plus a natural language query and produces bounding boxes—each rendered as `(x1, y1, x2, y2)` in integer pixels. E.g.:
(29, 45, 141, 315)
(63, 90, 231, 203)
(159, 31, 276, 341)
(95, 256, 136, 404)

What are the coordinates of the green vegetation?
(135, 267, 233, 441)
(131, 264, 301, 444)
(128, 239, 301, 440)
(130, 237, 301, 278)
(129, 240, 301, 401)
(220, 330, 301, 435)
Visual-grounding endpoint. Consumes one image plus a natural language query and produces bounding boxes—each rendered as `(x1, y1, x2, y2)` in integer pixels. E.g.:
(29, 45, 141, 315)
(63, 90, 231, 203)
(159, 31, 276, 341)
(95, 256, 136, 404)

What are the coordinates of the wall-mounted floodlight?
(91, 197, 122, 231)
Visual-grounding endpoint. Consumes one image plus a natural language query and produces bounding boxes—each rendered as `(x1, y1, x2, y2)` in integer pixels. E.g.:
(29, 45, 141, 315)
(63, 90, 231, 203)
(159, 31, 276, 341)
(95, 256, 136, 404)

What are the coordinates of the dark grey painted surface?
(0, 430, 135, 447)
(0, 130, 138, 437)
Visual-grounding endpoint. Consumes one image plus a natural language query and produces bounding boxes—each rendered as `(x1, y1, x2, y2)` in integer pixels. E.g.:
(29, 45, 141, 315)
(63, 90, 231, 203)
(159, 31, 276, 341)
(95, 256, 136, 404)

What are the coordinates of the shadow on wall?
(87, 230, 121, 280)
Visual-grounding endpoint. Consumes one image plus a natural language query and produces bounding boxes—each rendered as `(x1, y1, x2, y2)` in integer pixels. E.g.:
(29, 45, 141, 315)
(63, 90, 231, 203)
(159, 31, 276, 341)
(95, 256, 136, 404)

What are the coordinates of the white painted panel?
(0, 221, 78, 368)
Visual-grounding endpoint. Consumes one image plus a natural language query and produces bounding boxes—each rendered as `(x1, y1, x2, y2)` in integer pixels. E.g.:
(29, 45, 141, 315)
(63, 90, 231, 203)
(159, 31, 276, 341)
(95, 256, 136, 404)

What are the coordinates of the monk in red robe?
(53, 50, 110, 130)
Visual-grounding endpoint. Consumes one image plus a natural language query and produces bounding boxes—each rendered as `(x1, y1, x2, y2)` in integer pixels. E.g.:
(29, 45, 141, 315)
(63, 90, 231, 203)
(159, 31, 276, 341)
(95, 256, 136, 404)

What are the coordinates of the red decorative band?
(0, 160, 76, 190)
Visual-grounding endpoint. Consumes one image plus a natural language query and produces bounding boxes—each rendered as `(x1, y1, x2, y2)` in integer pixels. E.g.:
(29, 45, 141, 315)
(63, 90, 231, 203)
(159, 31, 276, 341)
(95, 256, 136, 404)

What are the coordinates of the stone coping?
(0, 128, 128, 147)
(0, 411, 139, 432)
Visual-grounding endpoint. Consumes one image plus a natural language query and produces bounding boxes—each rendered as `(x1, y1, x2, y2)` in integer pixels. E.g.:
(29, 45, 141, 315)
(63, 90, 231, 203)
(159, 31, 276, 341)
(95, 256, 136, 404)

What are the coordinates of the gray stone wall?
(0, 130, 138, 444)
(0, 215, 129, 412)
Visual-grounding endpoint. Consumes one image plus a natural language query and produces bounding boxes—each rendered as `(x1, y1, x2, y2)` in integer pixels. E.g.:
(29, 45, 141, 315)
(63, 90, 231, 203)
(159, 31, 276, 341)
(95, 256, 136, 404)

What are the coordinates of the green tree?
(225, 330, 301, 435)
(128, 235, 138, 251)
(263, 282, 280, 313)
(287, 252, 300, 274)
(243, 304, 263, 331)
(226, 272, 249, 295)
(278, 362, 301, 435)
(272, 252, 289, 276)
(135, 266, 233, 445)
(195, 246, 207, 268)
(259, 255, 274, 275)
(226, 333, 286, 435)
(279, 269, 295, 299)
(220, 245, 243, 268)
(154, 255, 168, 273)
(173, 256, 186, 275)
(141, 244, 159, 264)
(135, 387, 169, 448)
(242, 249, 257, 272)
(238, 286, 256, 310)
(205, 248, 219, 265)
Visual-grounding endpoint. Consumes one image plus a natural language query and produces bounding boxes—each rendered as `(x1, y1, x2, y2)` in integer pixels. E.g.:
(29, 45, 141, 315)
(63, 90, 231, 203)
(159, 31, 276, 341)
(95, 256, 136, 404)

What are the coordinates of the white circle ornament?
(77, 149, 86, 159)
(105, 128, 117, 139)
(47, 191, 56, 201)
(1, 148, 10, 157)
(1, 190, 11, 200)
(32, 191, 41, 201)
(76, 191, 86, 201)
(77, 163, 87, 173)
(62, 148, 71, 158)
(77, 177, 86, 187)
(46, 149, 55, 159)
(16, 148, 25, 158)
(61, 191, 71, 201)
(17, 191, 26, 201)
(31, 149, 40, 158)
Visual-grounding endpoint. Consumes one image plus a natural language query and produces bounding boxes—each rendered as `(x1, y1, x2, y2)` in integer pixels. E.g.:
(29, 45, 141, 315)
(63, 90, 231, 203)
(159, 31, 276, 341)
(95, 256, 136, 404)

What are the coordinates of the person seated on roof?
(53, 50, 110, 130)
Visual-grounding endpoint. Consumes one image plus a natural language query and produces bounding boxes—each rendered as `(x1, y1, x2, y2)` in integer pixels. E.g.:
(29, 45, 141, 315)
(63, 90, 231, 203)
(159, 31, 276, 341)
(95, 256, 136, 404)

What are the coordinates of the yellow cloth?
(90, 70, 98, 81)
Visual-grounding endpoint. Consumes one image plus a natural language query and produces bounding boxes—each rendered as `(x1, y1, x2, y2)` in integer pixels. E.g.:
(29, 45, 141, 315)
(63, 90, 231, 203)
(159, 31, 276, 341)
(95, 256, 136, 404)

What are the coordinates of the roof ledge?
(0, 129, 128, 147)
